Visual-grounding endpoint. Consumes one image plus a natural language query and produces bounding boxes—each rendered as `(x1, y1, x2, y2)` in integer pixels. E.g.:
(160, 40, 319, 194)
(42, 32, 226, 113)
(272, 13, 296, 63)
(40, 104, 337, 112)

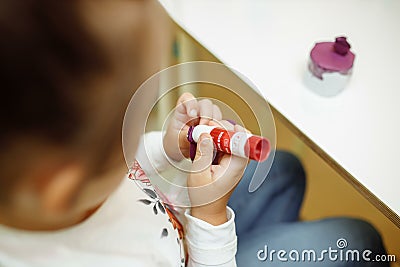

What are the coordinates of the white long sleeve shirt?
(0, 132, 237, 267)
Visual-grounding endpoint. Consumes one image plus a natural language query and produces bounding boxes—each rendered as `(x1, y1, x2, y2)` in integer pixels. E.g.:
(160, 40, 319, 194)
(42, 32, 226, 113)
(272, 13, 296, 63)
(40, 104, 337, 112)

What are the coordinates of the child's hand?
(188, 121, 248, 225)
(163, 93, 222, 161)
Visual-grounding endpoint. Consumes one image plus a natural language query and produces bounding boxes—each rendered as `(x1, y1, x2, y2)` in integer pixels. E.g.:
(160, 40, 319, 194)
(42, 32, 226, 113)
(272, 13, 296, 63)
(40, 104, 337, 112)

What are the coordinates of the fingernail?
(189, 109, 197, 117)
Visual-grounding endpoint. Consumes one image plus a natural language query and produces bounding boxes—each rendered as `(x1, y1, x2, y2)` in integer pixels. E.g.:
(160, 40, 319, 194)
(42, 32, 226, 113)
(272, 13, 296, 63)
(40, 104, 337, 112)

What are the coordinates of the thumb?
(191, 133, 214, 177)
(176, 93, 198, 118)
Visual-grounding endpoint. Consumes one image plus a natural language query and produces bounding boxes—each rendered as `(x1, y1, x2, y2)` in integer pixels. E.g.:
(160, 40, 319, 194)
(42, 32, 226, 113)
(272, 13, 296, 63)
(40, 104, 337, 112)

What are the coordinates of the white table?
(159, 0, 400, 226)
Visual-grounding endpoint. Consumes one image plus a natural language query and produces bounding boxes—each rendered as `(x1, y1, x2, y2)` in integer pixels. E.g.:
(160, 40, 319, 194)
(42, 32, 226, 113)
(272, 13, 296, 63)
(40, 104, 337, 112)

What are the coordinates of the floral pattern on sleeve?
(128, 160, 186, 266)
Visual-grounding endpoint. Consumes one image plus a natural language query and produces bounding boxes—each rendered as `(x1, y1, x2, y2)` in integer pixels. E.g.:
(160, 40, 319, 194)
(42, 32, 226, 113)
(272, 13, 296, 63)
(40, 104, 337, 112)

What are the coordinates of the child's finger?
(211, 153, 247, 185)
(218, 152, 247, 173)
(234, 124, 251, 134)
(191, 133, 214, 181)
(198, 99, 213, 125)
(212, 104, 222, 121)
(209, 120, 235, 131)
(187, 133, 218, 207)
(176, 92, 198, 118)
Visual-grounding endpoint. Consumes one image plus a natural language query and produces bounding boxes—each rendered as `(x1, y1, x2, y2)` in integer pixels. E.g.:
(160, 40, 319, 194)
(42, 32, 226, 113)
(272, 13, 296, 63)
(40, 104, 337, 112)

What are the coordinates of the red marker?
(187, 125, 270, 162)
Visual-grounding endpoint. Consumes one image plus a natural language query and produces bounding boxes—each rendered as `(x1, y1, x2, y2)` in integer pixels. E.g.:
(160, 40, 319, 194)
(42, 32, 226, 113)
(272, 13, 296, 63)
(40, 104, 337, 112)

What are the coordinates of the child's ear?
(40, 164, 85, 215)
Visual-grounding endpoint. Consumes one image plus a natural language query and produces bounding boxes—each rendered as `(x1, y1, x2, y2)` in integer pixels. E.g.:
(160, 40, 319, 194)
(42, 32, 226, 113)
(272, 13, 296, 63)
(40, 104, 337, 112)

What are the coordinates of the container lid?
(310, 37, 355, 72)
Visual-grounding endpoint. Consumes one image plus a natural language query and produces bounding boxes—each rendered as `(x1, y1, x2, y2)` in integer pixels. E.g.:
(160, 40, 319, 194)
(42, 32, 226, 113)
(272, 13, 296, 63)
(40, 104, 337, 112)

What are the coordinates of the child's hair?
(0, 1, 118, 202)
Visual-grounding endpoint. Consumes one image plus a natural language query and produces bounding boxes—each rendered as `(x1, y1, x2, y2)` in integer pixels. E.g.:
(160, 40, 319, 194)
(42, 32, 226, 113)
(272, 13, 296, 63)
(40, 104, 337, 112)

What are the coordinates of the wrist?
(191, 207, 228, 226)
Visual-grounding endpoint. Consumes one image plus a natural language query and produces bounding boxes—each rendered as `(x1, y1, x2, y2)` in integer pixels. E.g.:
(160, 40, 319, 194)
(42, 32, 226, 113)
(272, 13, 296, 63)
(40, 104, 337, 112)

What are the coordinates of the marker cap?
(246, 136, 270, 162)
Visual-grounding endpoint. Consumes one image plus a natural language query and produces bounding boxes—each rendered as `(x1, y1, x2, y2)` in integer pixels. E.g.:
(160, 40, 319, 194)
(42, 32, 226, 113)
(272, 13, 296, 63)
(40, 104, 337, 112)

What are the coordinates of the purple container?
(305, 36, 356, 96)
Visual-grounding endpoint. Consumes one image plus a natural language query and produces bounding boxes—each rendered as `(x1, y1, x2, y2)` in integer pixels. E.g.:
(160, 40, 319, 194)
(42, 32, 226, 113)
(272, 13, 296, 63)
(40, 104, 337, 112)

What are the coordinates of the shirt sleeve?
(185, 207, 237, 267)
(135, 131, 178, 176)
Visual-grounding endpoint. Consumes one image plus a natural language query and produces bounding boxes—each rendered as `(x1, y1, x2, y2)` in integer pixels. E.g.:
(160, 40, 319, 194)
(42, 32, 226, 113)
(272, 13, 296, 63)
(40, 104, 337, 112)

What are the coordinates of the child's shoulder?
(0, 170, 184, 266)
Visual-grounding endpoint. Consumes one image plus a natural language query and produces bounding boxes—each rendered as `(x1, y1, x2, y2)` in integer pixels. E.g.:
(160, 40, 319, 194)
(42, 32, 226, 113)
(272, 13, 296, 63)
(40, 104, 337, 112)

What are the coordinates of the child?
(0, 1, 389, 266)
